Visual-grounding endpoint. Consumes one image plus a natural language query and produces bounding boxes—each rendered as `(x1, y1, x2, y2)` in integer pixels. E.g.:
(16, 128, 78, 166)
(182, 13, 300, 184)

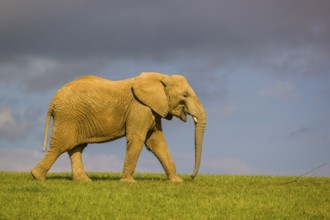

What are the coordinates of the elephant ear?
(132, 72, 169, 118)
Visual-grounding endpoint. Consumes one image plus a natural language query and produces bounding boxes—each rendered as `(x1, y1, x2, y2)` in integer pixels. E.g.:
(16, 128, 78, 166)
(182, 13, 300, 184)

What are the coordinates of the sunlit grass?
(0, 172, 329, 219)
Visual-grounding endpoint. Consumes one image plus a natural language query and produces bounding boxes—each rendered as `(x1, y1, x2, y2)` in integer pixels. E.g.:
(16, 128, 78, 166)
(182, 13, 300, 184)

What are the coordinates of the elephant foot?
(120, 177, 137, 183)
(31, 167, 46, 181)
(169, 175, 183, 183)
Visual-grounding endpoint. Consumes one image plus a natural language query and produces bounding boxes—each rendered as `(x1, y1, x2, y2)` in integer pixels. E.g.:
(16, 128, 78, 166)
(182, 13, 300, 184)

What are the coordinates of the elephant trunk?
(191, 102, 206, 179)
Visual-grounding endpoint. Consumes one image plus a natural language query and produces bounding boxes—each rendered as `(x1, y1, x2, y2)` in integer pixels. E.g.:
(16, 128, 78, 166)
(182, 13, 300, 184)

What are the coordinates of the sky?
(0, 0, 329, 177)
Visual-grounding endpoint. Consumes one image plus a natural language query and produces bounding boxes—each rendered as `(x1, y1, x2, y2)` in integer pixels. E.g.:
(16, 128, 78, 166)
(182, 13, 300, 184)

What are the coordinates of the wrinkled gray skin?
(31, 72, 206, 182)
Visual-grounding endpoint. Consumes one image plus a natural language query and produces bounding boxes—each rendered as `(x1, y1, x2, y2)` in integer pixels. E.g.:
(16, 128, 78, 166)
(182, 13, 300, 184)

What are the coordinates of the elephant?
(31, 72, 206, 183)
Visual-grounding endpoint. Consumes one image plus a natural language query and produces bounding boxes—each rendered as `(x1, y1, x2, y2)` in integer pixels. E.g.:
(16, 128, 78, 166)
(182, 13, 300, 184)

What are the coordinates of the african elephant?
(31, 72, 206, 182)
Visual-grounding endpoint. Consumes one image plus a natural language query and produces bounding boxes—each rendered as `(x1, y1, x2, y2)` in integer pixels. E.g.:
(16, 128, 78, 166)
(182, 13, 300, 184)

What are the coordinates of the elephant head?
(133, 72, 206, 179)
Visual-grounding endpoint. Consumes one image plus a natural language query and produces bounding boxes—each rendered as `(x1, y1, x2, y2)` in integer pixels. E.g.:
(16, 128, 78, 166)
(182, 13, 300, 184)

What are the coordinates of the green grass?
(0, 172, 329, 219)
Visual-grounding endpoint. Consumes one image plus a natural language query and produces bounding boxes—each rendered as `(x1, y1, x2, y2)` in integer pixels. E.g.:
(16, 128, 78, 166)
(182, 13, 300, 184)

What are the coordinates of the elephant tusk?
(193, 116, 198, 123)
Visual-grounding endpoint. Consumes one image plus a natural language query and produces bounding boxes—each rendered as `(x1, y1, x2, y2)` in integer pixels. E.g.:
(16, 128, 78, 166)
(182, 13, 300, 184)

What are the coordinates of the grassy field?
(0, 172, 329, 219)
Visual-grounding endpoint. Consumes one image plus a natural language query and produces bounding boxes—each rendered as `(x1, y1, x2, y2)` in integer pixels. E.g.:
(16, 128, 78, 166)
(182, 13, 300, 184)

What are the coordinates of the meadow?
(0, 172, 329, 219)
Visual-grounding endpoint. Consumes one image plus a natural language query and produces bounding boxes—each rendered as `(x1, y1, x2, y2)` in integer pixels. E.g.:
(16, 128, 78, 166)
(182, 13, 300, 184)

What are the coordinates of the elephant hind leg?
(31, 146, 64, 180)
(68, 144, 91, 182)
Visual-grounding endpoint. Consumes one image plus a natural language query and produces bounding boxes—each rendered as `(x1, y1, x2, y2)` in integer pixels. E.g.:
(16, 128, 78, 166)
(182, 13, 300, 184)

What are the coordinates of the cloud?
(271, 125, 330, 146)
(0, 55, 111, 92)
(0, 148, 161, 173)
(207, 102, 237, 118)
(0, 148, 44, 171)
(1, 0, 329, 80)
(1, 0, 329, 105)
(253, 46, 330, 76)
(204, 158, 259, 175)
(258, 80, 300, 100)
(0, 148, 123, 172)
(273, 163, 330, 177)
(222, 103, 236, 117)
(285, 126, 309, 139)
(83, 153, 123, 172)
(278, 125, 330, 144)
(2, 148, 328, 176)
(0, 107, 30, 141)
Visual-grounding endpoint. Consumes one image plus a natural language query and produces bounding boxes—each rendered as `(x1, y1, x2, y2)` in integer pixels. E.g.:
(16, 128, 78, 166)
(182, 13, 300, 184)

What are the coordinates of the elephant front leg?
(145, 130, 183, 183)
(68, 144, 91, 182)
(121, 138, 144, 183)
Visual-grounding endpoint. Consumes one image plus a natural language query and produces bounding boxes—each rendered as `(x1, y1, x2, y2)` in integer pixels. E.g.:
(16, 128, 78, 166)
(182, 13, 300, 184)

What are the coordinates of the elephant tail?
(42, 105, 53, 152)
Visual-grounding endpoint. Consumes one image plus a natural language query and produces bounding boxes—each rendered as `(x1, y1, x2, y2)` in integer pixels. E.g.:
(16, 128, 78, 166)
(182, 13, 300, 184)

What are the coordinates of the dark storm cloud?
(1, 0, 238, 59)
(2, 0, 329, 57)
(1, 0, 330, 92)
(0, 55, 106, 91)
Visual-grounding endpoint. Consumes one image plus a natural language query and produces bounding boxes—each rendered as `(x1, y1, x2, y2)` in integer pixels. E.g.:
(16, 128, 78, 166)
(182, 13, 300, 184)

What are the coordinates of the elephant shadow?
(46, 173, 121, 181)
(43, 173, 180, 182)
(89, 174, 121, 181)
(89, 174, 167, 182)
(46, 173, 73, 181)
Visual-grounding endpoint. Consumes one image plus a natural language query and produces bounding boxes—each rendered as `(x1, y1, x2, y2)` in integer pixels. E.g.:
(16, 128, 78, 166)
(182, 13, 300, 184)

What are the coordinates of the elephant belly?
(78, 114, 127, 144)
(84, 132, 126, 144)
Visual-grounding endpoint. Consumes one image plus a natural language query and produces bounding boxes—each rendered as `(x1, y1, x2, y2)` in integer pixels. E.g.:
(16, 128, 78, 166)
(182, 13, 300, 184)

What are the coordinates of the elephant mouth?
(165, 111, 186, 122)
(180, 111, 187, 122)
(171, 106, 196, 123)
(180, 110, 198, 124)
